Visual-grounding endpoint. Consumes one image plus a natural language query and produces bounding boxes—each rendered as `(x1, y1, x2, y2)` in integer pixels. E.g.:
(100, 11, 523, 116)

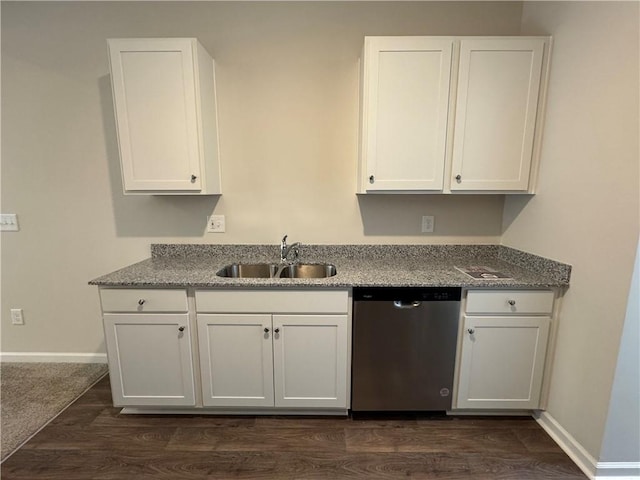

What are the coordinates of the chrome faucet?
(280, 235, 301, 263)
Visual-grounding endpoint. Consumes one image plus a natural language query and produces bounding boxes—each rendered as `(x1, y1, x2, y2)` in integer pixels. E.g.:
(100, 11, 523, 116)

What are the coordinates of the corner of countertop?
(497, 245, 572, 285)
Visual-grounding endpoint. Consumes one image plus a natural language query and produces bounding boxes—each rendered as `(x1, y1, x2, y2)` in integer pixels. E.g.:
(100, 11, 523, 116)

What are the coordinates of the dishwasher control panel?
(353, 287, 461, 302)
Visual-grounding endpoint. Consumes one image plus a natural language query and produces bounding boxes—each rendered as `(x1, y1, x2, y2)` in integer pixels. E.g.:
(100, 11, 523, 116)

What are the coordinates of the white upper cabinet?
(358, 36, 550, 194)
(108, 38, 222, 195)
(359, 37, 454, 192)
(450, 39, 545, 192)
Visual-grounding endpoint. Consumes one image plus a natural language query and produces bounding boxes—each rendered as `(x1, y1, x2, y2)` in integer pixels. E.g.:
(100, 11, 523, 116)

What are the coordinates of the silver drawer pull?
(508, 300, 516, 306)
(468, 328, 475, 335)
(138, 299, 146, 306)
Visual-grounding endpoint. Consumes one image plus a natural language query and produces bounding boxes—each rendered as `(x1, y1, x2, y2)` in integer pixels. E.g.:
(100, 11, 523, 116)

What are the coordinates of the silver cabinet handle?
(191, 174, 197, 182)
(455, 175, 462, 182)
(274, 328, 280, 334)
(178, 326, 185, 332)
(369, 175, 375, 184)
(264, 328, 270, 333)
(508, 300, 516, 306)
(468, 328, 475, 335)
(137, 299, 145, 306)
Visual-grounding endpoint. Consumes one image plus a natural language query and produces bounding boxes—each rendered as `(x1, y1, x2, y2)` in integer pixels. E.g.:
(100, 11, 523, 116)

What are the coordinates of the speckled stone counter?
(89, 244, 571, 288)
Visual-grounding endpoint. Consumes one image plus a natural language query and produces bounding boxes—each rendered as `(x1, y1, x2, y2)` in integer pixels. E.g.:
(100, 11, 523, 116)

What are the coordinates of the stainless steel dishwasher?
(351, 287, 461, 411)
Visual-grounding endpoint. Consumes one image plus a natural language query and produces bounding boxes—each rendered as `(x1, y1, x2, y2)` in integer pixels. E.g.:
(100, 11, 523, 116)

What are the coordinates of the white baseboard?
(0, 352, 107, 363)
(535, 411, 598, 479)
(596, 476, 640, 480)
(596, 462, 640, 479)
(535, 412, 640, 479)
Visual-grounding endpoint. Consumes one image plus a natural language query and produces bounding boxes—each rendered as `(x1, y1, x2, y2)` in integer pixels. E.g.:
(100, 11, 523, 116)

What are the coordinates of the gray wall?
(3, 0, 639, 471)
(507, 0, 639, 465)
(1, 2, 521, 354)
(599, 239, 640, 465)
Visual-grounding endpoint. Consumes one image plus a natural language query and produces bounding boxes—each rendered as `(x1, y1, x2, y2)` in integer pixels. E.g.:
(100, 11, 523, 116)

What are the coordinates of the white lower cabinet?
(100, 288, 195, 407)
(103, 313, 195, 407)
(100, 285, 557, 414)
(100, 288, 350, 413)
(195, 289, 350, 412)
(272, 315, 348, 409)
(197, 313, 348, 409)
(456, 315, 550, 409)
(454, 289, 553, 410)
(197, 314, 275, 407)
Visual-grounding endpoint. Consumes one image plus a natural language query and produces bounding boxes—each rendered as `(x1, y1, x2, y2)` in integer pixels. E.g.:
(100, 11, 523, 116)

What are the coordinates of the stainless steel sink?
(278, 263, 337, 278)
(216, 263, 337, 279)
(216, 263, 278, 278)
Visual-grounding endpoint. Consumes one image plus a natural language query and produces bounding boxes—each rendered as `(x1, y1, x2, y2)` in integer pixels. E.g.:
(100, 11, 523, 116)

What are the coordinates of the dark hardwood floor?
(1, 377, 587, 479)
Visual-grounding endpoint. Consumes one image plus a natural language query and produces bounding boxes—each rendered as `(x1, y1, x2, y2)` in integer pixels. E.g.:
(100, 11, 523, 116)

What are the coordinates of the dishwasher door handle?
(393, 300, 422, 309)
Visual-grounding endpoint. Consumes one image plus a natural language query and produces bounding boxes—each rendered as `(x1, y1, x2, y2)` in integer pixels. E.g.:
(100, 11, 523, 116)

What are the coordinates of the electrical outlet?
(11, 309, 24, 325)
(421, 215, 435, 233)
(1, 214, 19, 231)
(207, 215, 226, 233)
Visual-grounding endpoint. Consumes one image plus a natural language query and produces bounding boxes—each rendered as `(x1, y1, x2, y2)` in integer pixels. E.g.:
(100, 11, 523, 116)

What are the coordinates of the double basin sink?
(217, 262, 337, 279)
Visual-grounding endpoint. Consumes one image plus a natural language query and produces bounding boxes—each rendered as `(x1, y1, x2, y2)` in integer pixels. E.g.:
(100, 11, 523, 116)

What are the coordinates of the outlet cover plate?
(207, 215, 226, 233)
(421, 215, 435, 233)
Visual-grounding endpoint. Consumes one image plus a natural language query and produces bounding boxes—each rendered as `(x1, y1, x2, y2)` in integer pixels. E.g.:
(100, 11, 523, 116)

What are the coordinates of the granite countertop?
(89, 244, 571, 289)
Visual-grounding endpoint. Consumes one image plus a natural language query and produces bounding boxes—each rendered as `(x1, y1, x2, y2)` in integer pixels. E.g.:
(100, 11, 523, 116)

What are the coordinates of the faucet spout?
(280, 234, 301, 263)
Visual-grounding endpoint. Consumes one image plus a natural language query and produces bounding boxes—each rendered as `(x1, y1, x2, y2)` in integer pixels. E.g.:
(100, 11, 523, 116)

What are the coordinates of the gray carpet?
(0, 362, 108, 461)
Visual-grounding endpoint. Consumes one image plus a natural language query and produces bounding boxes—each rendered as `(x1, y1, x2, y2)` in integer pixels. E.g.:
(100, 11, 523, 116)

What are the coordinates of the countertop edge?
(89, 244, 571, 289)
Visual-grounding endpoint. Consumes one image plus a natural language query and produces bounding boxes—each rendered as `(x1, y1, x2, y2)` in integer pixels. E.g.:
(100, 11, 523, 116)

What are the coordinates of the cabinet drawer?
(196, 289, 349, 314)
(100, 288, 187, 313)
(465, 290, 554, 315)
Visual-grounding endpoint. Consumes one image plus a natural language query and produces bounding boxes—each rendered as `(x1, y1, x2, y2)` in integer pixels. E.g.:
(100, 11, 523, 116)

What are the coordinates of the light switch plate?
(1, 214, 19, 231)
(11, 309, 24, 325)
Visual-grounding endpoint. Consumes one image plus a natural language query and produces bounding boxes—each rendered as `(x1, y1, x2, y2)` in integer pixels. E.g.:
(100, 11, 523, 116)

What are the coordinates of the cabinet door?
(361, 37, 453, 191)
(103, 313, 195, 407)
(450, 38, 545, 191)
(272, 315, 348, 408)
(456, 315, 550, 409)
(108, 38, 202, 192)
(197, 314, 274, 407)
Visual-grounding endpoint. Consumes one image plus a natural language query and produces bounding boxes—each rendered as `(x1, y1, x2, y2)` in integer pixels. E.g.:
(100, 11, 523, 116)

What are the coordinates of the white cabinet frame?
(108, 38, 222, 195)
